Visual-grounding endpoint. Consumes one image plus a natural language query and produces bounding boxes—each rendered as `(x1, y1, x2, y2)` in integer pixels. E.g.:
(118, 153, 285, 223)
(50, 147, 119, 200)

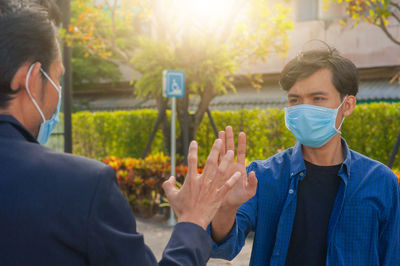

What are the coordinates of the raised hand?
(162, 139, 242, 230)
(218, 126, 258, 210)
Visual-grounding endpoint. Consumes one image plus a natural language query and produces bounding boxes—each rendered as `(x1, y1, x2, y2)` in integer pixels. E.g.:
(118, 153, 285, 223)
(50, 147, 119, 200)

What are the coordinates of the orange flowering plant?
(393, 169, 400, 184)
(104, 153, 204, 218)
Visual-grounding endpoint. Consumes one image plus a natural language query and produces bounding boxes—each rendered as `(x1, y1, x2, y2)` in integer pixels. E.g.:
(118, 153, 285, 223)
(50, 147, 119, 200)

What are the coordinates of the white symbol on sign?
(170, 79, 181, 94)
(163, 70, 185, 98)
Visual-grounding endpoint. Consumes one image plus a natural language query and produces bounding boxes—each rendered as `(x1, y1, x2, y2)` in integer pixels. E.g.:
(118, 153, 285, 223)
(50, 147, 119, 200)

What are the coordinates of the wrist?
(220, 202, 241, 213)
(214, 206, 238, 224)
(178, 216, 208, 230)
(211, 208, 237, 244)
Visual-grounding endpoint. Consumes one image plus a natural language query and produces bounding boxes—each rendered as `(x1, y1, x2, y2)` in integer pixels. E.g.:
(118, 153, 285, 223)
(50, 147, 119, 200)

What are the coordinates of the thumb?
(246, 171, 258, 196)
(162, 176, 178, 200)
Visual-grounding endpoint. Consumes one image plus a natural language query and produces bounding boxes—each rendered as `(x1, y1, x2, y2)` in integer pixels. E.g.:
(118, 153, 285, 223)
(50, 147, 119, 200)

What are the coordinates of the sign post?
(163, 70, 185, 226)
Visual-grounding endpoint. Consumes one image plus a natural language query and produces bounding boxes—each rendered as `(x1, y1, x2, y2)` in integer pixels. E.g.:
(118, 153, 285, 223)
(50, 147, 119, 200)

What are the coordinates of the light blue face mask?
(284, 97, 346, 148)
(26, 64, 62, 145)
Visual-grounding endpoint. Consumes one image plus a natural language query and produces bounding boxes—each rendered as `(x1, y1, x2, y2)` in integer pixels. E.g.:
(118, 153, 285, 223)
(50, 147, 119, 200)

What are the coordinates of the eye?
(288, 98, 299, 105)
(313, 96, 325, 102)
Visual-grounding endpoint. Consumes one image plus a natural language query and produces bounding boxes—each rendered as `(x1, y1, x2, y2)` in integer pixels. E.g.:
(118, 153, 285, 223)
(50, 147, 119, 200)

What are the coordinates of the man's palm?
(219, 127, 257, 209)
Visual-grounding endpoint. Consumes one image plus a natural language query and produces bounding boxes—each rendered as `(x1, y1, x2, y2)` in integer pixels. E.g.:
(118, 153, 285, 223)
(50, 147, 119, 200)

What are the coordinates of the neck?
(302, 134, 344, 166)
(0, 103, 40, 137)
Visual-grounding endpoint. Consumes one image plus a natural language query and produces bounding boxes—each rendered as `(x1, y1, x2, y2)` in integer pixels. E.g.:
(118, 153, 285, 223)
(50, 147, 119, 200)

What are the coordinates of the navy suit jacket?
(0, 115, 211, 265)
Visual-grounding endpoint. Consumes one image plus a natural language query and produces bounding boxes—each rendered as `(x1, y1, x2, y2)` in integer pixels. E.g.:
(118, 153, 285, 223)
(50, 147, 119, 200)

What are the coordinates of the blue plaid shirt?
(210, 139, 400, 265)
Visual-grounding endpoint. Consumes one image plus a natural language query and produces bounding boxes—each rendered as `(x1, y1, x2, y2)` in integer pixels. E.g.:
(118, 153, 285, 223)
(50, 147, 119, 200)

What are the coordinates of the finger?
(202, 139, 222, 180)
(225, 126, 234, 151)
(216, 171, 241, 198)
(237, 132, 246, 165)
(214, 150, 235, 186)
(187, 141, 198, 181)
(218, 131, 226, 162)
(218, 150, 234, 172)
(246, 171, 258, 197)
(162, 176, 178, 200)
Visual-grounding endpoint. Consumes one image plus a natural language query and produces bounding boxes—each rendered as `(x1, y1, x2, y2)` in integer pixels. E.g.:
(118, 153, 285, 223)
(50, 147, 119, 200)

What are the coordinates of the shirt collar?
(340, 138, 351, 179)
(289, 137, 351, 179)
(288, 142, 306, 178)
(0, 114, 38, 143)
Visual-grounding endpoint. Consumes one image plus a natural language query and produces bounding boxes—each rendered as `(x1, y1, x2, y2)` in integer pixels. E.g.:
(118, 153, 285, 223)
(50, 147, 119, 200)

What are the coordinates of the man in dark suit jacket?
(0, 1, 243, 265)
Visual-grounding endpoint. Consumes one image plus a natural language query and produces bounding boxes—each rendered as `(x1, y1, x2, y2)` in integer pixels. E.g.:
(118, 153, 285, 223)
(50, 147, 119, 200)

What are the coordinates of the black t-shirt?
(284, 160, 342, 266)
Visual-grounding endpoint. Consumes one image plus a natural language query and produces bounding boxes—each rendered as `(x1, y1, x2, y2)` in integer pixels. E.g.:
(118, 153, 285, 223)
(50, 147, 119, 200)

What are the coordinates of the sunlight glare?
(174, 0, 235, 27)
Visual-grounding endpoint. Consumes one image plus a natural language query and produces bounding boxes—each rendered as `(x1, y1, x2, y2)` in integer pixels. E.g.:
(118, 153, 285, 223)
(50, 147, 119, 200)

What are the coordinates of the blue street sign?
(163, 70, 185, 98)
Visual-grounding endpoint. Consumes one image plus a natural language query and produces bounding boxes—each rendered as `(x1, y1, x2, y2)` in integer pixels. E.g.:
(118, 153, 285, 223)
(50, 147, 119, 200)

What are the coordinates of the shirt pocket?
(335, 205, 379, 246)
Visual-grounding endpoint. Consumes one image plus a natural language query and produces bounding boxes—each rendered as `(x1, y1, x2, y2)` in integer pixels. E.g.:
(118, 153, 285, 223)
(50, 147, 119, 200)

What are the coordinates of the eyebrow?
(307, 91, 329, 97)
(288, 91, 329, 97)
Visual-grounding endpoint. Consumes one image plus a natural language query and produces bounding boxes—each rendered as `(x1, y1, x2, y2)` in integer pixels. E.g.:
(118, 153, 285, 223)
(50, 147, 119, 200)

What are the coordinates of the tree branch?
(192, 84, 216, 137)
(92, 28, 132, 64)
(391, 2, 400, 12)
(391, 11, 400, 24)
(389, 1, 400, 24)
(378, 17, 400, 46)
(142, 98, 167, 158)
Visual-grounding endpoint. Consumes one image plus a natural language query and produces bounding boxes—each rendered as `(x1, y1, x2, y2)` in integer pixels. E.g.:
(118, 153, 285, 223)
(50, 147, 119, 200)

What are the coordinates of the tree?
(325, 0, 400, 81)
(66, 0, 293, 157)
(59, 0, 124, 89)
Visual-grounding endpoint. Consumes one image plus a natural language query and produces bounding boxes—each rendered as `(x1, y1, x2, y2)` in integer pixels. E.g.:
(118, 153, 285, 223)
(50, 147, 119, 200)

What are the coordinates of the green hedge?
(73, 110, 165, 159)
(72, 102, 400, 168)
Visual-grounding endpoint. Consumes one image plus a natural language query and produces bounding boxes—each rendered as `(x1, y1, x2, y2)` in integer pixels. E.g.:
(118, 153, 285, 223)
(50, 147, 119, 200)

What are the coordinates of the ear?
(342, 95, 357, 117)
(10, 62, 43, 96)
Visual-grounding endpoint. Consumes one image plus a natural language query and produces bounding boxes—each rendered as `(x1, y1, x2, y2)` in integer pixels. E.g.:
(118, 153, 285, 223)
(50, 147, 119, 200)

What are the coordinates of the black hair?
(279, 45, 359, 99)
(0, 0, 58, 108)
(34, 0, 62, 25)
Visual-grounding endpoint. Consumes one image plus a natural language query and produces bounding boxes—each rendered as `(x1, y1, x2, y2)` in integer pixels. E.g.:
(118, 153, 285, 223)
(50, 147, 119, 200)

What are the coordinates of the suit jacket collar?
(0, 114, 38, 143)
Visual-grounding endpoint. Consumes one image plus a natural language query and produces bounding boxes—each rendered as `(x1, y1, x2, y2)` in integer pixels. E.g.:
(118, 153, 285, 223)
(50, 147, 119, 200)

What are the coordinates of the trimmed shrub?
(73, 110, 165, 159)
(72, 102, 400, 169)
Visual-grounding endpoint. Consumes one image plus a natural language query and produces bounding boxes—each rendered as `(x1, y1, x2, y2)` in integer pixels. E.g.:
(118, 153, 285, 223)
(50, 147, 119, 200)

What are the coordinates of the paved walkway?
(136, 217, 253, 265)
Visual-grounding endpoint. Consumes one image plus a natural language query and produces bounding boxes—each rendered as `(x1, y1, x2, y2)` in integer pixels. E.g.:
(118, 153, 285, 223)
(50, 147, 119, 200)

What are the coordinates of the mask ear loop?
(40, 68, 62, 95)
(26, 64, 46, 123)
(336, 96, 348, 133)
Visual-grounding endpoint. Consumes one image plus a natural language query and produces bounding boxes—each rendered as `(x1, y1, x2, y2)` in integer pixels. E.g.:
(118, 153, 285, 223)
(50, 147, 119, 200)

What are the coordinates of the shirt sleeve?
(207, 162, 259, 261)
(87, 165, 212, 266)
(378, 170, 400, 266)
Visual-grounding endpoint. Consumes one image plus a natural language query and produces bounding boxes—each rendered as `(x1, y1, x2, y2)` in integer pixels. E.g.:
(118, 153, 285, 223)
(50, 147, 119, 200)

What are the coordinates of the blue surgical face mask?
(26, 64, 62, 145)
(284, 97, 347, 148)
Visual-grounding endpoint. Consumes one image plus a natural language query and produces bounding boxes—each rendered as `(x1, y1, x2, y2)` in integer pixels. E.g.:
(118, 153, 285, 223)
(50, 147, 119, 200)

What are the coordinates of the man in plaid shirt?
(208, 47, 400, 266)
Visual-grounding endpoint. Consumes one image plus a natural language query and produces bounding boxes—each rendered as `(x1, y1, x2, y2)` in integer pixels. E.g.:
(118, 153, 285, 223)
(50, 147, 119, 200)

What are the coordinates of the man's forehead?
(287, 83, 334, 96)
(286, 69, 337, 96)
